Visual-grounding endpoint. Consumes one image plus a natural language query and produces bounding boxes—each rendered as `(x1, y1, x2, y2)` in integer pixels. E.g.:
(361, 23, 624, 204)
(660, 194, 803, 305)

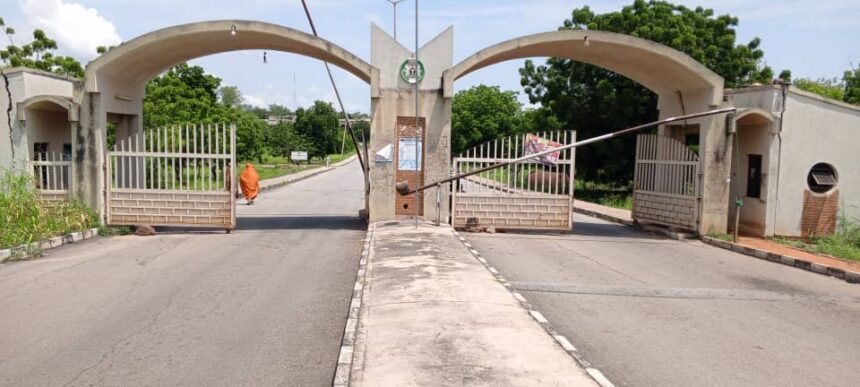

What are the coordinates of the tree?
(294, 101, 339, 158)
(218, 86, 243, 107)
(267, 104, 292, 117)
(519, 0, 774, 184)
(451, 85, 522, 155)
(844, 67, 860, 105)
(0, 18, 83, 78)
(794, 78, 845, 101)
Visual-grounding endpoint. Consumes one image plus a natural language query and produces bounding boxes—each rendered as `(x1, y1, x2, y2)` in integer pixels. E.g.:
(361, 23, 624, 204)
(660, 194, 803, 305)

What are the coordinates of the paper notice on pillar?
(375, 143, 393, 163)
(524, 133, 562, 165)
(398, 137, 422, 171)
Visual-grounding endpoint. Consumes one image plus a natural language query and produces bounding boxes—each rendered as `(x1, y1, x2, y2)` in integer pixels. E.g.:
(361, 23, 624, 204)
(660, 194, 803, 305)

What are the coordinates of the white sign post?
(291, 151, 309, 163)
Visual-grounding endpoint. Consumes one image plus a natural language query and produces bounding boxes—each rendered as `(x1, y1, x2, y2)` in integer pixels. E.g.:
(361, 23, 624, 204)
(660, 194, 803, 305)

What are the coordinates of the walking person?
(240, 163, 260, 205)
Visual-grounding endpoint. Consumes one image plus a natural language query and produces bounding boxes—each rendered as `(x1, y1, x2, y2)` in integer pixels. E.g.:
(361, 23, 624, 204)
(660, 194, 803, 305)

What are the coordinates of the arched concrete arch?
(444, 29, 724, 105)
(77, 20, 378, 218)
(16, 95, 79, 122)
(734, 108, 775, 125)
(86, 19, 374, 92)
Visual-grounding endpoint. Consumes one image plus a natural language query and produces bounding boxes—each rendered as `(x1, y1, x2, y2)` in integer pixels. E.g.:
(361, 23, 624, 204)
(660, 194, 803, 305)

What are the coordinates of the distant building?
(265, 115, 296, 125)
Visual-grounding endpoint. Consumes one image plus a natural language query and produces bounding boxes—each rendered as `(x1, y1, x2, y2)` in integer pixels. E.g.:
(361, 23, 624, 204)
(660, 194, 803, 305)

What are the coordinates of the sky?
(2, 0, 859, 113)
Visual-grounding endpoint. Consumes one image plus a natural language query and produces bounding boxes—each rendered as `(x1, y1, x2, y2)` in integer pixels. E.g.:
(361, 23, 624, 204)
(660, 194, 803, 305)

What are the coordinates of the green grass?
(706, 231, 734, 242)
(574, 180, 633, 210)
(0, 171, 99, 251)
(239, 151, 356, 181)
(772, 211, 860, 262)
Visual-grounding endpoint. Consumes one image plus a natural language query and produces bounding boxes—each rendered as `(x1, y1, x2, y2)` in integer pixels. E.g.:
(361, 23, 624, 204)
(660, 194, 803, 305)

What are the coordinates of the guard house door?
(394, 116, 425, 216)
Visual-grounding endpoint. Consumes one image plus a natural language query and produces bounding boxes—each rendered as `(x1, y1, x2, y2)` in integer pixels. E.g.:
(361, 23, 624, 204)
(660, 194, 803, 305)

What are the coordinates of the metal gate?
(452, 130, 575, 231)
(632, 134, 700, 230)
(106, 123, 236, 229)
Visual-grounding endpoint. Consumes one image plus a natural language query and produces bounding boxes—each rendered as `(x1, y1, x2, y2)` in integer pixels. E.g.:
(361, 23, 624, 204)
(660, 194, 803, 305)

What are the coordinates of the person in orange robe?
(239, 163, 260, 205)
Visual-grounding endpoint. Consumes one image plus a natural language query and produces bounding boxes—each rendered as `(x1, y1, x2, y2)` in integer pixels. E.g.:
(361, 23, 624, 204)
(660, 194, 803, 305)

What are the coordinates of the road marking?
(511, 282, 798, 301)
(586, 368, 615, 387)
(529, 310, 549, 324)
(553, 334, 577, 352)
(512, 292, 528, 303)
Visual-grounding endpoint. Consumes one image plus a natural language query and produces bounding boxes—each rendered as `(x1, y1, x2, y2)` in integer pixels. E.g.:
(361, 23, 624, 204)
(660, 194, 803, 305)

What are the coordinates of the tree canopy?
(0, 17, 83, 78)
(451, 85, 523, 155)
(519, 0, 775, 184)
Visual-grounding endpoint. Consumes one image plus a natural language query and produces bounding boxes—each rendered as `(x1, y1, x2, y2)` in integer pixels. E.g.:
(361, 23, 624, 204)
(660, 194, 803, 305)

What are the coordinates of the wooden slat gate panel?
(106, 123, 236, 229)
(632, 134, 700, 231)
(452, 130, 575, 231)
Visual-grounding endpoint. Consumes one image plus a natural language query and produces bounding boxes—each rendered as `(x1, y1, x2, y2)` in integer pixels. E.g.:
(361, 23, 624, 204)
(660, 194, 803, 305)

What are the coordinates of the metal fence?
(106, 123, 236, 229)
(452, 130, 575, 231)
(632, 134, 700, 230)
(31, 151, 71, 204)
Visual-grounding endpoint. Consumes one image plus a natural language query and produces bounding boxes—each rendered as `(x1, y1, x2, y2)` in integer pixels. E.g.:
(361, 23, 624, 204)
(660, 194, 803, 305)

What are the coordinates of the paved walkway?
(350, 222, 596, 386)
(572, 200, 633, 224)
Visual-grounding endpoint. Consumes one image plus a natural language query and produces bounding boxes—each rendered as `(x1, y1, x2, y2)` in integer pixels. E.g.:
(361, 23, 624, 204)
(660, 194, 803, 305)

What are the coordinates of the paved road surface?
(466, 213, 860, 387)
(0, 161, 365, 386)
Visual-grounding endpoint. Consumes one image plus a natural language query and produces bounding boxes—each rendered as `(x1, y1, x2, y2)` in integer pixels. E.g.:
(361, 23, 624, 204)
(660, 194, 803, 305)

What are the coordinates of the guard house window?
(807, 163, 837, 194)
(746, 154, 762, 199)
(33, 142, 48, 160)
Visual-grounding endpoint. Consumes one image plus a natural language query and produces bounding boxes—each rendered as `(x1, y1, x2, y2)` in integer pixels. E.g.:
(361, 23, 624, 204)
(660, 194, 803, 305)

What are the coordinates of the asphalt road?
(0, 161, 365, 386)
(466, 213, 860, 387)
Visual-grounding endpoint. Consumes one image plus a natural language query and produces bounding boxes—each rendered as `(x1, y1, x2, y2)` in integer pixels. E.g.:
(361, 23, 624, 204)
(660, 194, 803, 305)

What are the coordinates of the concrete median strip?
(333, 225, 373, 387)
(347, 221, 599, 386)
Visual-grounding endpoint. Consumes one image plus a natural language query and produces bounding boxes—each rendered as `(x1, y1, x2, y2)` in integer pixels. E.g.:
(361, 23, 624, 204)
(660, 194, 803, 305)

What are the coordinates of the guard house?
(727, 85, 860, 237)
(0, 67, 81, 203)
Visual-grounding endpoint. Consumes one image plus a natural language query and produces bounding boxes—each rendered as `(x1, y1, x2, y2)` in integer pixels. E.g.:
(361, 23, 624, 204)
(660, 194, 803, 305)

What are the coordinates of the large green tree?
(843, 67, 860, 105)
(451, 85, 522, 155)
(294, 101, 339, 158)
(519, 0, 774, 184)
(0, 18, 84, 78)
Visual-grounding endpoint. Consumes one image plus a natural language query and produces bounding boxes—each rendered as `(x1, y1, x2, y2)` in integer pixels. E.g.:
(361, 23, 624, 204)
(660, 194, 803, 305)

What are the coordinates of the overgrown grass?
(574, 180, 633, 210)
(772, 211, 860, 262)
(706, 231, 734, 242)
(0, 171, 98, 251)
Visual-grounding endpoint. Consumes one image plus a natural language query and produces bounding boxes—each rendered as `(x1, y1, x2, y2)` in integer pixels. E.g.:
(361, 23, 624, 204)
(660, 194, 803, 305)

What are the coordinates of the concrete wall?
(368, 25, 452, 223)
(25, 109, 71, 154)
(728, 85, 860, 236)
(728, 115, 773, 237)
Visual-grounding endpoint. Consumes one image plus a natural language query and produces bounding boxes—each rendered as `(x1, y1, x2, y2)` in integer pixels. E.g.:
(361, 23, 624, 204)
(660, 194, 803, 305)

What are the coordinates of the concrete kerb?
(258, 155, 358, 192)
(452, 229, 616, 387)
(700, 236, 860, 284)
(0, 228, 99, 263)
(332, 222, 373, 387)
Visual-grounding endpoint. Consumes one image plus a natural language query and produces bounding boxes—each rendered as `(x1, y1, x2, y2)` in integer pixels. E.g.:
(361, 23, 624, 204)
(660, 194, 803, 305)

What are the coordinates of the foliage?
(218, 86, 243, 107)
(843, 67, 860, 105)
(574, 179, 633, 210)
(451, 85, 523, 155)
(263, 122, 315, 159)
(772, 210, 860, 261)
(294, 101, 340, 158)
(143, 64, 264, 162)
(519, 0, 773, 184)
(0, 171, 98, 250)
(0, 18, 83, 78)
(794, 78, 845, 101)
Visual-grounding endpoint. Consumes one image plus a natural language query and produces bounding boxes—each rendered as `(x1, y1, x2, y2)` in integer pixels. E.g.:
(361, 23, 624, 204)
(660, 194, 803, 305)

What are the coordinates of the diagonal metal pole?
(396, 107, 737, 195)
(414, 0, 419, 229)
(300, 0, 367, 174)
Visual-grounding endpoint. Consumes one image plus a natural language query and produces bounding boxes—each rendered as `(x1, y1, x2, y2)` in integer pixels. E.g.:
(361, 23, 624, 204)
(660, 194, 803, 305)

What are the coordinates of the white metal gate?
(452, 130, 575, 231)
(632, 134, 700, 230)
(31, 151, 71, 205)
(106, 123, 236, 229)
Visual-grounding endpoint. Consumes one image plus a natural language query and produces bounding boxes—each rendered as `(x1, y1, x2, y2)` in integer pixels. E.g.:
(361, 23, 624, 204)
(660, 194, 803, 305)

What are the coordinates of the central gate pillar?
(368, 24, 453, 222)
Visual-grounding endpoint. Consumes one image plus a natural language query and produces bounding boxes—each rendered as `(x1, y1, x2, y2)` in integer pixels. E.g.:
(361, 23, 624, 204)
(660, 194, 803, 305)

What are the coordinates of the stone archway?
(76, 20, 378, 216)
(438, 30, 731, 233)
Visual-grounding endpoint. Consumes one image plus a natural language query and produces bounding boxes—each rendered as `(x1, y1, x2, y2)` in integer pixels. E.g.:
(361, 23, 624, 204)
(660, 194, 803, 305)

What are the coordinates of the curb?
(572, 205, 695, 240)
(259, 155, 358, 193)
(0, 228, 100, 263)
(700, 236, 860, 284)
(453, 229, 615, 387)
(332, 223, 373, 387)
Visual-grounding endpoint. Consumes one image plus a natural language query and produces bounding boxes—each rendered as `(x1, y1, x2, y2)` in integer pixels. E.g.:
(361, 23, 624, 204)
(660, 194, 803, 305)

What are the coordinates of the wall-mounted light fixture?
(230, 24, 237, 36)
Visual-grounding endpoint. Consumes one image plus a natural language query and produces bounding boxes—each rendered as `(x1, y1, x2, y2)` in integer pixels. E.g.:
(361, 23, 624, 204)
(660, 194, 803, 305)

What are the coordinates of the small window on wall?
(807, 163, 837, 194)
(746, 154, 762, 199)
(685, 133, 700, 153)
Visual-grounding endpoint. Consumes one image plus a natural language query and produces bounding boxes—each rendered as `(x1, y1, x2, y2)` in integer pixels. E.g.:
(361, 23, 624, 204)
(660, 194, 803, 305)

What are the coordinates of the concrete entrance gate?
(60, 19, 733, 234)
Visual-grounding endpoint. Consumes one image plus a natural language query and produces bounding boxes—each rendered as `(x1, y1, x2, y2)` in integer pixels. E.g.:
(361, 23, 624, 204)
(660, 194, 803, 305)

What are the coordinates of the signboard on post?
(398, 137, 422, 171)
(524, 134, 562, 165)
(291, 151, 308, 162)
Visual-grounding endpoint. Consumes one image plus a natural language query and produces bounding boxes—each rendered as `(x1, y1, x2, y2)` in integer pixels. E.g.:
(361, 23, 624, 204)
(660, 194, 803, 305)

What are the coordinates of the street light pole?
(386, 0, 406, 41)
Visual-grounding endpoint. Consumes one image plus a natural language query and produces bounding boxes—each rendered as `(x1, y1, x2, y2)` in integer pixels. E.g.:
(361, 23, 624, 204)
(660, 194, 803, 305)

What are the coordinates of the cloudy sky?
(2, 0, 859, 113)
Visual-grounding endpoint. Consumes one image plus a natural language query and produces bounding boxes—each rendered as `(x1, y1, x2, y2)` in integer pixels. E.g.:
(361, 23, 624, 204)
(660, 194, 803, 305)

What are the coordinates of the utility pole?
(293, 72, 297, 111)
(386, 0, 406, 41)
(414, 0, 419, 229)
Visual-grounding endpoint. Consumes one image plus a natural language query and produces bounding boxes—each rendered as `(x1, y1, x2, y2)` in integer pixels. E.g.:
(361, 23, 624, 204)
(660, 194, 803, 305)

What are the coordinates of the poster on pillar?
(398, 137, 422, 171)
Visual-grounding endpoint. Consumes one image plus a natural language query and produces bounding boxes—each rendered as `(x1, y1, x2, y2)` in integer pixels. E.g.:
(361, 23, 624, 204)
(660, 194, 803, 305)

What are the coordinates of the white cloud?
(21, 0, 122, 60)
(243, 94, 267, 108)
